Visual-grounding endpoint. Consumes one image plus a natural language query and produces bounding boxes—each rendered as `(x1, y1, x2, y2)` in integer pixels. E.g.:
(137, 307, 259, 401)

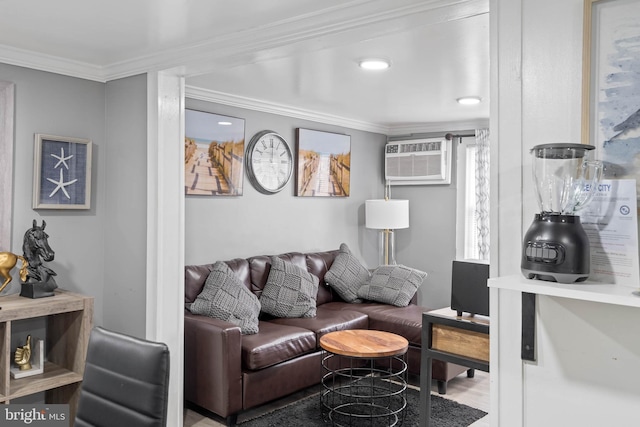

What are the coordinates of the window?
(455, 131, 490, 261)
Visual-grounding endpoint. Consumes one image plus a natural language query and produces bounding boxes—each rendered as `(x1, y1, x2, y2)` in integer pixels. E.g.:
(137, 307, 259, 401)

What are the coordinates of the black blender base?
(522, 269, 589, 284)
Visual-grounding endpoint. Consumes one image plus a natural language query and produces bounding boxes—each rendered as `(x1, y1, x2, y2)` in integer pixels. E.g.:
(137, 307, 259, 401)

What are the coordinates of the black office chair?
(74, 327, 170, 427)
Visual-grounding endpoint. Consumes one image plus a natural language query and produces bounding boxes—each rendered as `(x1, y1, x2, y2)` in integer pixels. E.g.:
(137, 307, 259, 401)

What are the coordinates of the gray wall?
(393, 184, 457, 309)
(2, 64, 150, 336)
(2, 60, 460, 333)
(1, 63, 106, 325)
(185, 99, 459, 309)
(185, 98, 385, 269)
(389, 134, 460, 309)
(103, 75, 148, 336)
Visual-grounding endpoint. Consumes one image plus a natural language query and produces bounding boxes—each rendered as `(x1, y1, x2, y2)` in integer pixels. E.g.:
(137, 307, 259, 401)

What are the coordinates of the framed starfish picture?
(32, 134, 92, 209)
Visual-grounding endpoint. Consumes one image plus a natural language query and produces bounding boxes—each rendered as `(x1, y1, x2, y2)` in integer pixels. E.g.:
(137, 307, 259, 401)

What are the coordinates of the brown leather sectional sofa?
(184, 248, 470, 425)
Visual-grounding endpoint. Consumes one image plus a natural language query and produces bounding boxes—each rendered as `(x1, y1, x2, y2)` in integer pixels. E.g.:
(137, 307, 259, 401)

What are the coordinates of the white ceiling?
(0, 0, 489, 135)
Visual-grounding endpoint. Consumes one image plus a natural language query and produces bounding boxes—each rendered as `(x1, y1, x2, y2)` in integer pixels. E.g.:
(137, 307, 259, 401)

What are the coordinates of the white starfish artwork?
(47, 168, 78, 199)
(51, 147, 73, 169)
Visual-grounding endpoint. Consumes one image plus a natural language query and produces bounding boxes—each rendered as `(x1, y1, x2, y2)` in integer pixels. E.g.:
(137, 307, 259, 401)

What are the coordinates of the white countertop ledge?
(488, 274, 640, 308)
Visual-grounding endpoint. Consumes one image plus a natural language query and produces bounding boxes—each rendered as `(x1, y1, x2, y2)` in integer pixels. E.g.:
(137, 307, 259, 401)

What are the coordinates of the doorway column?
(146, 69, 185, 426)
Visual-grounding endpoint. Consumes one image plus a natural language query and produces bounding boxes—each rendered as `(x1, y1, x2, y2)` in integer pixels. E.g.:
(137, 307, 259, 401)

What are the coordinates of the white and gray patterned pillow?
(324, 243, 370, 303)
(357, 264, 427, 307)
(187, 261, 260, 334)
(260, 256, 319, 318)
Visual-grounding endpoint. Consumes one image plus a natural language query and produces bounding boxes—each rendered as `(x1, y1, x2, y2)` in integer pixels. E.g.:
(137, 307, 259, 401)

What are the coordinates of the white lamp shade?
(365, 199, 409, 229)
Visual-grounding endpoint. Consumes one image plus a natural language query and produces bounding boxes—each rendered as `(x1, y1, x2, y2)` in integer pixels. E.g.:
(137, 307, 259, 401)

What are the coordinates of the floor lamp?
(365, 199, 409, 265)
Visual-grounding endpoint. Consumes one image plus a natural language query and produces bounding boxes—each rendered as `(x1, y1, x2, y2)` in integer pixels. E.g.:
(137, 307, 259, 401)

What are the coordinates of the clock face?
(246, 131, 293, 194)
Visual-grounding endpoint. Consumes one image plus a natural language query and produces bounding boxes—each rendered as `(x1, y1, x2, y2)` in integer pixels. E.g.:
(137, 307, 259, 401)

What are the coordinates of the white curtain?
(475, 129, 490, 260)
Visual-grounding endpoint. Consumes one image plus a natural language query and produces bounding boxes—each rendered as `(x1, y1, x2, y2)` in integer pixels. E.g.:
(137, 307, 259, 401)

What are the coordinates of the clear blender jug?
(521, 143, 602, 283)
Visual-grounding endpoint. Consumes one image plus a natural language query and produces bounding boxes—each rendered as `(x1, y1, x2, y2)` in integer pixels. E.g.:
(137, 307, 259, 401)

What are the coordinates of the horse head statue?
(20, 219, 57, 298)
(23, 219, 55, 263)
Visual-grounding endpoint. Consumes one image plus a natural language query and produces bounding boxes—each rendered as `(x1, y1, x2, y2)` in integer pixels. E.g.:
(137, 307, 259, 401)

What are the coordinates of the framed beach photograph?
(582, 0, 640, 191)
(295, 128, 351, 197)
(185, 109, 245, 196)
(33, 134, 92, 209)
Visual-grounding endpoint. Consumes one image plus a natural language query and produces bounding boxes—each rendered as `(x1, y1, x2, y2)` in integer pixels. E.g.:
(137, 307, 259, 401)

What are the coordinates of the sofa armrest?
(184, 311, 243, 418)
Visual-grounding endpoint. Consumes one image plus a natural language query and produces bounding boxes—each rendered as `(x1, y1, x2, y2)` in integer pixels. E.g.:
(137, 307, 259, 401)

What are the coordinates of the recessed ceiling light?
(358, 59, 391, 70)
(218, 121, 232, 125)
(457, 96, 482, 105)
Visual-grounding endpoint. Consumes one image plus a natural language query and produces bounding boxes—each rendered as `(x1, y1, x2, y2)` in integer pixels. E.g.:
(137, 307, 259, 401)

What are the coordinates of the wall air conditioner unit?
(385, 138, 452, 185)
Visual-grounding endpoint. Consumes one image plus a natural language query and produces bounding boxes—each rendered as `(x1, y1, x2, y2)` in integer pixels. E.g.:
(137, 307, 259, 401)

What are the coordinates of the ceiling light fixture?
(359, 59, 391, 70)
(218, 121, 232, 125)
(457, 96, 482, 105)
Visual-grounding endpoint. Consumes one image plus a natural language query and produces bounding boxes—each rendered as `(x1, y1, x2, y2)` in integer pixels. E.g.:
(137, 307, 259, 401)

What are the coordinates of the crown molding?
(186, 85, 390, 135)
(186, 85, 489, 137)
(0, 44, 106, 82)
(387, 119, 490, 136)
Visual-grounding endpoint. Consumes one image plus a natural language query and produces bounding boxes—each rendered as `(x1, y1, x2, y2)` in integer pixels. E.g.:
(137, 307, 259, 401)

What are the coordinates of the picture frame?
(185, 109, 245, 196)
(295, 128, 351, 197)
(581, 0, 640, 184)
(33, 134, 92, 209)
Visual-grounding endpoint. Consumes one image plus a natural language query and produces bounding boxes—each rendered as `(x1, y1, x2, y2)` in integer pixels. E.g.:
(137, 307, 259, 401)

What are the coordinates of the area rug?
(238, 386, 487, 427)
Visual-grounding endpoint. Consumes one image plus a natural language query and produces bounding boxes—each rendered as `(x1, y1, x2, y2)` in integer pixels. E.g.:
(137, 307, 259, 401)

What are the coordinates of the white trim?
(490, 0, 524, 424)
(0, 81, 14, 252)
(185, 85, 389, 134)
(388, 119, 490, 136)
(186, 86, 489, 135)
(0, 44, 105, 82)
(146, 70, 185, 427)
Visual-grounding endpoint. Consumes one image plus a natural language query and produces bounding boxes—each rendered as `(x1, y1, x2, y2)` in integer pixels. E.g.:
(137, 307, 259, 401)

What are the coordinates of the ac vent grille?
(384, 138, 451, 185)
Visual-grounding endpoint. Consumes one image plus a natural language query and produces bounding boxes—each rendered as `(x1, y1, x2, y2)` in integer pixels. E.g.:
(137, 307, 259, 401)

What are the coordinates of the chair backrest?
(74, 327, 170, 427)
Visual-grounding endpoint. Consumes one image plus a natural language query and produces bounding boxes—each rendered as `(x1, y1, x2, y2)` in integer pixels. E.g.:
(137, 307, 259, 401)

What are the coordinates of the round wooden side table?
(320, 329, 409, 426)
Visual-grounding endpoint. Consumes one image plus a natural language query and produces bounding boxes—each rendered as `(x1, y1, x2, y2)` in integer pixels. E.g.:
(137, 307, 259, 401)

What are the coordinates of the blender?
(521, 143, 602, 283)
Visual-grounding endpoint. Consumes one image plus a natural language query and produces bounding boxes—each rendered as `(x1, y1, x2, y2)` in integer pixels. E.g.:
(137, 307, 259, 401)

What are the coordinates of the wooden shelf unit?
(0, 290, 93, 417)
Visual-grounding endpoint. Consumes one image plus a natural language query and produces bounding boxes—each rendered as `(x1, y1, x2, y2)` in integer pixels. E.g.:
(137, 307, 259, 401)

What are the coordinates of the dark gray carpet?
(238, 386, 487, 427)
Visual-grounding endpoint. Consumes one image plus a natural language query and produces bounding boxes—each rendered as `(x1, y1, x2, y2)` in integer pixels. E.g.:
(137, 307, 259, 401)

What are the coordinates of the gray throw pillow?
(260, 256, 319, 318)
(357, 264, 427, 307)
(187, 261, 260, 334)
(324, 243, 369, 303)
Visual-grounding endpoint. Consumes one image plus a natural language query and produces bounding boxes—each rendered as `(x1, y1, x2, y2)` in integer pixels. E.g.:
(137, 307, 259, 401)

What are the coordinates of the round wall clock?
(245, 130, 293, 194)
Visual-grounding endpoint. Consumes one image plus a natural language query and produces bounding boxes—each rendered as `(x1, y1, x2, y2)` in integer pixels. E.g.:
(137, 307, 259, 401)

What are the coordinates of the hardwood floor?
(183, 371, 490, 426)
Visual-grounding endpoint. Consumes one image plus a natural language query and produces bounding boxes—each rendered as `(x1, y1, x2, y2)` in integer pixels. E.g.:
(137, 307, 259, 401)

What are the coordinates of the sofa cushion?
(305, 249, 340, 305)
(352, 304, 426, 346)
(357, 264, 427, 307)
(247, 253, 308, 298)
(187, 261, 261, 334)
(241, 321, 317, 370)
(185, 263, 214, 304)
(269, 305, 369, 346)
(260, 256, 319, 318)
(324, 243, 370, 303)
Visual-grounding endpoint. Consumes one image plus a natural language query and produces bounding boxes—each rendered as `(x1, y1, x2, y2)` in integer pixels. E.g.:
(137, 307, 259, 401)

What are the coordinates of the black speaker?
(450, 261, 490, 316)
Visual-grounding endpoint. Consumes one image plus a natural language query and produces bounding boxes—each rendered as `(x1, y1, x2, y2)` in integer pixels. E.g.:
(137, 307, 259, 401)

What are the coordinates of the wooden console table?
(0, 290, 93, 419)
(419, 308, 489, 427)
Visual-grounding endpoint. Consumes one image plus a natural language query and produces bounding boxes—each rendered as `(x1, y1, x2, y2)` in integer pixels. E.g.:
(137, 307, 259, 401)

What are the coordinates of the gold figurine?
(14, 335, 32, 371)
(0, 252, 28, 293)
